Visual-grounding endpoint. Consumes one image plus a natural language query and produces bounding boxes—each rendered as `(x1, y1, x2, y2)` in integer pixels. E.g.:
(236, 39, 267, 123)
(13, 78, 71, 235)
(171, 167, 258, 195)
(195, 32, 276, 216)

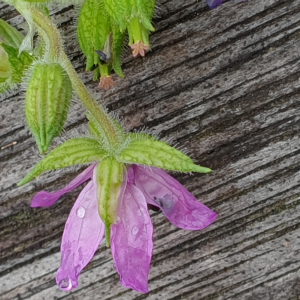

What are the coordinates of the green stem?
(21, 5, 120, 146)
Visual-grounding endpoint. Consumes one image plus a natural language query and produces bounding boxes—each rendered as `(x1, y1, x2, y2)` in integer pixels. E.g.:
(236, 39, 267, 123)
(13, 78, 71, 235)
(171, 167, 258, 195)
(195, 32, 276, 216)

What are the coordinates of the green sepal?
(0, 18, 23, 48)
(77, 0, 111, 71)
(0, 45, 11, 83)
(136, 0, 155, 31)
(96, 157, 124, 246)
(119, 138, 212, 173)
(18, 138, 108, 186)
(25, 63, 72, 154)
(112, 24, 125, 78)
(93, 65, 100, 81)
(103, 0, 127, 31)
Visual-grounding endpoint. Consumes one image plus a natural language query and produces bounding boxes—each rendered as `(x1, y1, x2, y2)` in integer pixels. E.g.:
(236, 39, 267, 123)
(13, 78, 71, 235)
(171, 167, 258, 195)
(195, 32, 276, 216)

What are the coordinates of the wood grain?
(1, 0, 300, 299)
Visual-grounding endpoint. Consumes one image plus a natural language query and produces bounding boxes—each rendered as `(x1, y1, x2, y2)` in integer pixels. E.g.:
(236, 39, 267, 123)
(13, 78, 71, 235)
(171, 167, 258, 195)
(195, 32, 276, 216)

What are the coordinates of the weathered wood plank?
(1, 0, 300, 299)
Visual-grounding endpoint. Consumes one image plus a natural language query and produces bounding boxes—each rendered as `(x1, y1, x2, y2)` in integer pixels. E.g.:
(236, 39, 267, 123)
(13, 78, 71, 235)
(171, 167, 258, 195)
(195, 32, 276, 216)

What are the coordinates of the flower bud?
(25, 63, 72, 154)
(77, 0, 125, 88)
(103, 0, 155, 57)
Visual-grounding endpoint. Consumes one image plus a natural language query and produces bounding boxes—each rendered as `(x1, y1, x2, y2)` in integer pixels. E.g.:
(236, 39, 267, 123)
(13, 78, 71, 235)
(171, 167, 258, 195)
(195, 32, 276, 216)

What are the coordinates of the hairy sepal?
(0, 18, 23, 48)
(135, 0, 155, 32)
(119, 139, 212, 173)
(103, 0, 127, 31)
(96, 157, 124, 246)
(25, 63, 72, 154)
(18, 138, 108, 186)
(112, 23, 125, 78)
(77, 0, 111, 71)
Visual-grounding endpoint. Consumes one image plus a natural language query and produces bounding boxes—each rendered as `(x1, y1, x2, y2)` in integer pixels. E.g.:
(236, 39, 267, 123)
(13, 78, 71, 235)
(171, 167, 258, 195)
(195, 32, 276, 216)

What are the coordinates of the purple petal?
(31, 164, 95, 208)
(111, 182, 153, 293)
(207, 0, 246, 9)
(206, 0, 225, 8)
(56, 179, 104, 291)
(133, 165, 217, 230)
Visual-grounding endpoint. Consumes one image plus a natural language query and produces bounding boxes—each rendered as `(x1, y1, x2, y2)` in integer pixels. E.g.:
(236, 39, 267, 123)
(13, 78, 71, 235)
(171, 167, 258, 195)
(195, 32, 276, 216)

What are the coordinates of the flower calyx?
(25, 62, 72, 154)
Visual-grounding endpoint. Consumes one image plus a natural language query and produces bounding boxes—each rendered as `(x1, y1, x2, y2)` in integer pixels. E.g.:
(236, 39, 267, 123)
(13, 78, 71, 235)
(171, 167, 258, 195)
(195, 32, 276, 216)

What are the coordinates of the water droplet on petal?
(131, 225, 139, 235)
(137, 207, 150, 224)
(76, 207, 85, 218)
(115, 216, 121, 224)
(58, 278, 72, 290)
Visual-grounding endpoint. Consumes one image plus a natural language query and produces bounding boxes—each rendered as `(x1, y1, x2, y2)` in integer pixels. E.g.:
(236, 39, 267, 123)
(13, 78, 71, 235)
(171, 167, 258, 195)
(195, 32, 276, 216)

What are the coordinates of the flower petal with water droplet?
(111, 183, 153, 293)
(56, 179, 104, 291)
(133, 165, 217, 230)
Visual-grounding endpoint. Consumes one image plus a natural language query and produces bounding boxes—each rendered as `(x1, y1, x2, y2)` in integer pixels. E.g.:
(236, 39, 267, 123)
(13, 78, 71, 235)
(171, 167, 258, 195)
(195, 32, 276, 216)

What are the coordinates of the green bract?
(18, 137, 108, 185)
(119, 138, 212, 173)
(25, 63, 72, 154)
(96, 157, 124, 246)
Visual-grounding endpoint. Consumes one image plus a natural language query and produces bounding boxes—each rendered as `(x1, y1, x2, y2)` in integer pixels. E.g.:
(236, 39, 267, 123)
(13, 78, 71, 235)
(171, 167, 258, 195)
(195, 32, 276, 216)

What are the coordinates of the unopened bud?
(25, 63, 72, 154)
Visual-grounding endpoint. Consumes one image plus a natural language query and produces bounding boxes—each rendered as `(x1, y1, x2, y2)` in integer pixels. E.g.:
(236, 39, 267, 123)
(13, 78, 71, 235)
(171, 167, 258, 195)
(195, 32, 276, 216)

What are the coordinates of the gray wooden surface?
(1, 0, 300, 299)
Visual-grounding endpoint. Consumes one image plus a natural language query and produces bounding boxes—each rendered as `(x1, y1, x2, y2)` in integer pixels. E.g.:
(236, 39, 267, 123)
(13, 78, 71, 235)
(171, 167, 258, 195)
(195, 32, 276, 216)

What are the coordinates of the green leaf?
(119, 139, 212, 173)
(0, 18, 23, 48)
(0, 43, 33, 94)
(0, 45, 11, 83)
(1, 43, 33, 83)
(96, 157, 124, 246)
(18, 138, 108, 186)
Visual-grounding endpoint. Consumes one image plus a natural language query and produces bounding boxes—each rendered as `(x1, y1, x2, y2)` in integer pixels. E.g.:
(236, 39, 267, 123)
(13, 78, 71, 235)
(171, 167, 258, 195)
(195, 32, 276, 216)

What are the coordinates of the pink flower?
(32, 164, 217, 293)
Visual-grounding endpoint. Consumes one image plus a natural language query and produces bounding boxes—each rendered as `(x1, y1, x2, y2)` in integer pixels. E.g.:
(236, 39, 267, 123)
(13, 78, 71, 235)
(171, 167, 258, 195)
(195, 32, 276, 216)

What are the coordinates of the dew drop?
(131, 225, 139, 235)
(76, 207, 85, 218)
(137, 207, 150, 224)
(58, 278, 72, 290)
(115, 216, 121, 224)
